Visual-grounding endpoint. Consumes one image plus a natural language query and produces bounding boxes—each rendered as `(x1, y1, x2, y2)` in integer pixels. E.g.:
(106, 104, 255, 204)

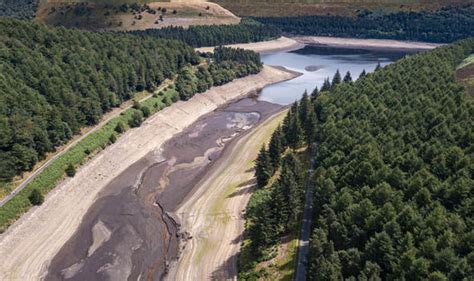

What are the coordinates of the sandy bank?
(0, 65, 298, 281)
(167, 109, 288, 280)
(196, 36, 304, 54)
(293, 36, 441, 50)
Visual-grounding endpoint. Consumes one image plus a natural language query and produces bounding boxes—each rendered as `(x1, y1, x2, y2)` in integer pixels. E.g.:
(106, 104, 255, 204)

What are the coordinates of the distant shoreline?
(197, 36, 441, 55)
(292, 36, 442, 51)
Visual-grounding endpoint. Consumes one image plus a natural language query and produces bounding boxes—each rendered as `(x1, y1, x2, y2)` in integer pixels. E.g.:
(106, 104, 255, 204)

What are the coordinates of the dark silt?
(46, 98, 282, 281)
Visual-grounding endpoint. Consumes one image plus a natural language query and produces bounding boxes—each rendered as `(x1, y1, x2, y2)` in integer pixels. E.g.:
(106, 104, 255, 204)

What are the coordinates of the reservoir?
(259, 46, 417, 105)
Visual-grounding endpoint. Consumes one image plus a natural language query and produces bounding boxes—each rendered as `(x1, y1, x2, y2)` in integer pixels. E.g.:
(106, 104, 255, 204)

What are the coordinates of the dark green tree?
(255, 146, 272, 188)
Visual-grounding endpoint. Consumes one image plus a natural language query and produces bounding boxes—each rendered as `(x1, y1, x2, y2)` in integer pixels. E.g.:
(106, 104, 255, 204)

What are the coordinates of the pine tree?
(287, 112, 304, 149)
(321, 78, 332, 92)
(331, 69, 342, 88)
(343, 71, 353, 83)
(359, 69, 367, 79)
(304, 106, 318, 145)
(268, 126, 283, 170)
(299, 91, 310, 125)
(311, 86, 319, 101)
(255, 146, 272, 188)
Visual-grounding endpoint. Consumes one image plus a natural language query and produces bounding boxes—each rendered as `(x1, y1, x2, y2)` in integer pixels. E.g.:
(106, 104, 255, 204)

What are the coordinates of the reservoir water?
(259, 46, 416, 105)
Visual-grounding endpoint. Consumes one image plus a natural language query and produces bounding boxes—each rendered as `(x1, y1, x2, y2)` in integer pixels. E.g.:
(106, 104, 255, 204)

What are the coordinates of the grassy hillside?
(214, 0, 468, 17)
(36, 1, 239, 31)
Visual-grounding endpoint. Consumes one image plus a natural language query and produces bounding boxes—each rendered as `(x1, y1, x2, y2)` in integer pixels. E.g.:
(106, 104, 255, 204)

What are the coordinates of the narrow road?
(295, 163, 315, 281)
(0, 81, 171, 208)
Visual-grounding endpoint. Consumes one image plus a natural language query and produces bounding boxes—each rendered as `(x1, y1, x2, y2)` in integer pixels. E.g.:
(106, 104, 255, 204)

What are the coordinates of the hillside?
(214, 0, 468, 17)
(0, 18, 199, 184)
(244, 38, 474, 279)
(36, 0, 240, 31)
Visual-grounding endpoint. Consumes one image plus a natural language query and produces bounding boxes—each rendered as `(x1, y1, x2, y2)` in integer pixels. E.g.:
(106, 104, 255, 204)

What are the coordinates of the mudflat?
(47, 98, 282, 280)
(0, 66, 298, 280)
(293, 36, 441, 50)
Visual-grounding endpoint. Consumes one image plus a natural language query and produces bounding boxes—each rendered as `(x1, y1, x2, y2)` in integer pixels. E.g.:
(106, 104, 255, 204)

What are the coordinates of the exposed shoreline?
(197, 36, 441, 55)
(0, 66, 299, 280)
(196, 36, 305, 54)
(167, 108, 288, 280)
(293, 36, 442, 51)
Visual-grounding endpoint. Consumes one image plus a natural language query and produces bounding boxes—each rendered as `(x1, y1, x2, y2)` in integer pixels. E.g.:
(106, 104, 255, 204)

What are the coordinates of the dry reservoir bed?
(47, 98, 282, 280)
(0, 66, 298, 280)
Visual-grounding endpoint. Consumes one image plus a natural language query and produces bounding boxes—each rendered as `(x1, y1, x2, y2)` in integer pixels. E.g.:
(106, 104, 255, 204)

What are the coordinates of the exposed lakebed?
(46, 45, 417, 280)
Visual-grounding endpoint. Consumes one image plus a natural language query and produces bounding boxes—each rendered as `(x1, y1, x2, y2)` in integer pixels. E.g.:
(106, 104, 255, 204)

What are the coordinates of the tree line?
(254, 5, 474, 43)
(0, 18, 199, 182)
(128, 19, 281, 47)
(0, 0, 38, 20)
(245, 38, 474, 279)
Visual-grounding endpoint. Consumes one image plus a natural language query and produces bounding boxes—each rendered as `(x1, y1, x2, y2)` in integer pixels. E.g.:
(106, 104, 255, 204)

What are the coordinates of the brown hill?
(36, 0, 239, 31)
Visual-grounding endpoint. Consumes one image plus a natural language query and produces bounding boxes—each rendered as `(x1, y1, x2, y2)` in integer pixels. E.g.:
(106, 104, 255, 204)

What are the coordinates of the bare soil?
(293, 36, 441, 51)
(197, 36, 304, 54)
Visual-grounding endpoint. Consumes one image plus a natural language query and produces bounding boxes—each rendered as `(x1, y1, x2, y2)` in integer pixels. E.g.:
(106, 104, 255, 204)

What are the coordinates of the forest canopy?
(0, 0, 38, 20)
(255, 5, 474, 43)
(0, 18, 200, 182)
(243, 38, 474, 279)
(128, 19, 281, 47)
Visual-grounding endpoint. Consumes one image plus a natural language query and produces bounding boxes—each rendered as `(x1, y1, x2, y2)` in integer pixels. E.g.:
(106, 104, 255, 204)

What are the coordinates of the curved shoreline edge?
(197, 36, 441, 55)
(0, 65, 300, 280)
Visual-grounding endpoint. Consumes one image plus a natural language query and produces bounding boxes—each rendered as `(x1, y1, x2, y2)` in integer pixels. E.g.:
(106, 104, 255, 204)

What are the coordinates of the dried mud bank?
(0, 66, 298, 281)
(196, 36, 304, 54)
(293, 36, 441, 51)
(47, 98, 282, 280)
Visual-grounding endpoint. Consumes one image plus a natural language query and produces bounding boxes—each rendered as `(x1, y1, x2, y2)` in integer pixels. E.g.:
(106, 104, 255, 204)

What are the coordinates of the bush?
(141, 106, 151, 118)
(115, 121, 125, 133)
(128, 111, 144, 128)
(65, 164, 76, 177)
(28, 189, 44, 206)
(109, 134, 117, 144)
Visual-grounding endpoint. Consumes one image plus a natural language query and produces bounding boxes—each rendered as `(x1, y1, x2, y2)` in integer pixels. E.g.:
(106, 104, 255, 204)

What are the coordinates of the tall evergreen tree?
(321, 78, 332, 92)
(268, 126, 283, 170)
(343, 71, 353, 83)
(311, 86, 319, 101)
(255, 145, 272, 188)
(331, 69, 342, 88)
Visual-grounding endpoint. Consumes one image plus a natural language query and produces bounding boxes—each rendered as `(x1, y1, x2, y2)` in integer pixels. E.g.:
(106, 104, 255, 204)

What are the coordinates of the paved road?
(295, 166, 315, 281)
(0, 82, 170, 208)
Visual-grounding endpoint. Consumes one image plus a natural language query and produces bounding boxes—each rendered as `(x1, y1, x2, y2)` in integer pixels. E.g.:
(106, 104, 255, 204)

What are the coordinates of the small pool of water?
(259, 46, 417, 105)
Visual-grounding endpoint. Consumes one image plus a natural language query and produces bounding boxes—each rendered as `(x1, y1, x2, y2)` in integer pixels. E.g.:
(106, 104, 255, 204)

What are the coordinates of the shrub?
(28, 189, 44, 206)
(65, 164, 76, 177)
(115, 121, 125, 133)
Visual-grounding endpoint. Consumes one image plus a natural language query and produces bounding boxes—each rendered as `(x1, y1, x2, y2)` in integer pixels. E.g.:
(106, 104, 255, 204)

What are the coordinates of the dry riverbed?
(0, 66, 298, 280)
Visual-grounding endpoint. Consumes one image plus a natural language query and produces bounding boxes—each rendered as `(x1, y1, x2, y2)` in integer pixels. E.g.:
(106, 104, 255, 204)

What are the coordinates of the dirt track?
(167, 109, 288, 280)
(0, 66, 297, 281)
